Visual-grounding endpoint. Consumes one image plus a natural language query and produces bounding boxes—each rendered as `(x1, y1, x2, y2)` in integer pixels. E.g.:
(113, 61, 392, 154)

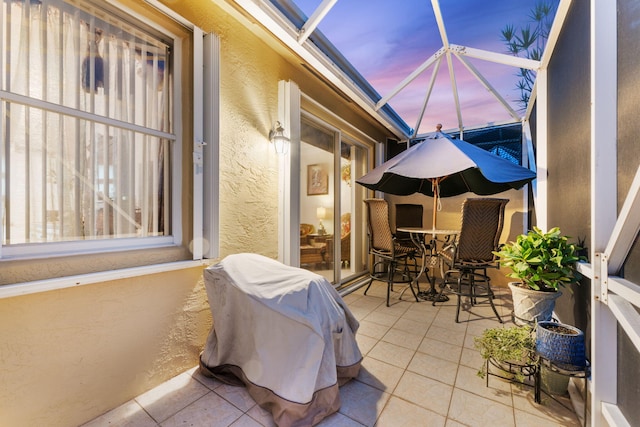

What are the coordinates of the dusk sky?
(293, 0, 559, 134)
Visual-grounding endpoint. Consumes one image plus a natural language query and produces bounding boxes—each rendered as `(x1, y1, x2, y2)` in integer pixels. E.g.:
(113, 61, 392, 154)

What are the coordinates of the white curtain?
(2, 0, 170, 244)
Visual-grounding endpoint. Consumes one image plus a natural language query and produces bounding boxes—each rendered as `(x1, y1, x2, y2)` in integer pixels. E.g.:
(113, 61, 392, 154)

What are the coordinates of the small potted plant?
(494, 227, 586, 325)
(474, 325, 536, 383)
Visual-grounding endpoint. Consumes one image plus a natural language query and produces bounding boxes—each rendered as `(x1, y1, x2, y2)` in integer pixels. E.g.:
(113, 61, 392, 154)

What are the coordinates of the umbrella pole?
(432, 179, 439, 229)
(432, 194, 437, 229)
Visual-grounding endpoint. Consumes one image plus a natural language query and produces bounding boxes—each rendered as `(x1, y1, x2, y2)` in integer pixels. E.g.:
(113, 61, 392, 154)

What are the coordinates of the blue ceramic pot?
(536, 321, 586, 368)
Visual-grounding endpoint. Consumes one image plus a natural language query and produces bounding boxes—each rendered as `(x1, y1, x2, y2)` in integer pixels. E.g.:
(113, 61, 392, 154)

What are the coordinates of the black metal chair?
(433, 198, 508, 323)
(363, 199, 420, 306)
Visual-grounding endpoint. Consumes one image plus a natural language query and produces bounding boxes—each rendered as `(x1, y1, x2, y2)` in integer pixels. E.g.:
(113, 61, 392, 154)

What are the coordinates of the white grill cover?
(199, 253, 362, 427)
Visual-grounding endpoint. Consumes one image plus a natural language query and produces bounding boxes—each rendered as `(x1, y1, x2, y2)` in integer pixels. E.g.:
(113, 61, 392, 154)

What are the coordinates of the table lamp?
(316, 207, 327, 235)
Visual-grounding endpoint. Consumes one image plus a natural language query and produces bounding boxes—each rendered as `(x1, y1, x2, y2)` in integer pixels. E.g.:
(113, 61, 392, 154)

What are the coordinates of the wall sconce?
(269, 121, 290, 154)
(316, 207, 327, 235)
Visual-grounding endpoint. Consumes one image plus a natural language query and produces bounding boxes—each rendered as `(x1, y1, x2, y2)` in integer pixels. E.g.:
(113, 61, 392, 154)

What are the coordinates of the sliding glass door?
(299, 116, 366, 285)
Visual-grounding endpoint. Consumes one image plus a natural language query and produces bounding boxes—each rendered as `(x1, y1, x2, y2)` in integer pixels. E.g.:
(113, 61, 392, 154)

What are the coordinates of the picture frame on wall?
(307, 164, 329, 195)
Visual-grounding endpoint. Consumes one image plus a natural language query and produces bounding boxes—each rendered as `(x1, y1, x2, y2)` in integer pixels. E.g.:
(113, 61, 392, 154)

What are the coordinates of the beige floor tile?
(381, 327, 424, 350)
(393, 371, 454, 416)
(417, 336, 463, 361)
(463, 332, 480, 350)
(374, 299, 412, 317)
(357, 320, 392, 340)
(392, 317, 431, 336)
(356, 356, 404, 392)
(350, 305, 376, 321)
(80, 399, 157, 427)
(447, 388, 515, 427)
(444, 419, 468, 427)
(426, 325, 466, 347)
(368, 340, 416, 369)
(316, 411, 366, 426)
(466, 318, 505, 336)
(337, 380, 391, 427)
(514, 408, 579, 427)
(407, 352, 459, 385)
(355, 333, 378, 356)
(510, 384, 581, 426)
(229, 414, 264, 427)
(459, 347, 484, 370)
(455, 365, 513, 407)
(135, 372, 210, 423)
(190, 366, 224, 391)
(214, 383, 257, 412)
(160, 392, 243, 427)
(245, 404, 277, 427)
(363, 310, 399, 327)
(376, 396, 446, 427)
(431, 313, 469, 333)
(348, 294, 385, 311)
(401, 306, 438, 324)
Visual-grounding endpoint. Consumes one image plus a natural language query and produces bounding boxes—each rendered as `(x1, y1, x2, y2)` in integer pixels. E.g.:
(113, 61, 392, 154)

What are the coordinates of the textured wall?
(0, 266, 210, 427)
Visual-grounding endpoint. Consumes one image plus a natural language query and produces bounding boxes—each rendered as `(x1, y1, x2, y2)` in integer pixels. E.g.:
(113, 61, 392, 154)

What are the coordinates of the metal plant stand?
(535, 356, 590, 427)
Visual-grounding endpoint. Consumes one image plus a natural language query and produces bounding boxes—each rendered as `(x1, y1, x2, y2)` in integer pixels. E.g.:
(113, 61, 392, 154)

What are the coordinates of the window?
(1, 0, 176, 258)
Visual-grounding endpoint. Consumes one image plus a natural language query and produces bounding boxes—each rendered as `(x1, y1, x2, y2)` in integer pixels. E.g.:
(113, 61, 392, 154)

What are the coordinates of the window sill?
(0, 259, 212, 299)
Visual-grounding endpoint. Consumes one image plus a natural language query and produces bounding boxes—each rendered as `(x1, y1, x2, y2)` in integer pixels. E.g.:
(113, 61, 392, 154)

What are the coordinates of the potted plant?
(536, 321, 587, 395)
(474, 325, 537, 383)
(494, 227, 586, 325)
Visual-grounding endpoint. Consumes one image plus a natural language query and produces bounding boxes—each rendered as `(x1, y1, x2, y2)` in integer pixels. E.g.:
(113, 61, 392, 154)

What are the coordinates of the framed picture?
(307, 164, 329, 195)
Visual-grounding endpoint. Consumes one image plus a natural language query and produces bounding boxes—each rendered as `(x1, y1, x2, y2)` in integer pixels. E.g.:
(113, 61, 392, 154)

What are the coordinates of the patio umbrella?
(356, 132, 536, 228)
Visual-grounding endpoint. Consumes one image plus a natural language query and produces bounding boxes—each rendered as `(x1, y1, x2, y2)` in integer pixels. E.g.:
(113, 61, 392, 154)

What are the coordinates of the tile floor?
(82, 281, 583, 427)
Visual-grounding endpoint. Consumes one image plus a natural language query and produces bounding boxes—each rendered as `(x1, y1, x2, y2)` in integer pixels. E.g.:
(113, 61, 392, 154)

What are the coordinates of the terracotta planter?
(508, 282, 561, 326)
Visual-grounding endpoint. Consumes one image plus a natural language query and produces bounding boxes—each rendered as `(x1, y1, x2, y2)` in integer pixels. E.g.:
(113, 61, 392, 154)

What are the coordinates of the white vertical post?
(590, 0, 618, 425)
(203, 32, 220, 259)
(278, 81, 301, 265)
(535, 68, 548, 232)
(192, 28, 204, 260)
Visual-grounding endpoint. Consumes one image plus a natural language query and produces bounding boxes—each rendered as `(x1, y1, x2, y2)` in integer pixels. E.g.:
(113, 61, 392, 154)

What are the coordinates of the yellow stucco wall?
(0, 265, 211, 427)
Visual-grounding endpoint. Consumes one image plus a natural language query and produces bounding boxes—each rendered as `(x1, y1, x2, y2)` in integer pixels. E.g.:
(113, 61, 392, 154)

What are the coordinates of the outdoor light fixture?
(269, 121, 289, 154)
(316, 207, 327, 235)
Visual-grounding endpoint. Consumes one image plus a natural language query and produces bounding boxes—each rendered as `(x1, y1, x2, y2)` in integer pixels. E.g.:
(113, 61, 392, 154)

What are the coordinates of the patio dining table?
(396, 227, 460, 302)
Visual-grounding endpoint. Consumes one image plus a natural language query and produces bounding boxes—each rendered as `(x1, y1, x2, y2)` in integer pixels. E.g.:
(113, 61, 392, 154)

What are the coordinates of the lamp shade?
(316, 207, 327, 220)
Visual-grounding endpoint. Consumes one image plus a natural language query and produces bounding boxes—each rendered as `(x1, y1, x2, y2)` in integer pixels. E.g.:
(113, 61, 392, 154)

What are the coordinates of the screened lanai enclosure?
(2, 0, 640, 426)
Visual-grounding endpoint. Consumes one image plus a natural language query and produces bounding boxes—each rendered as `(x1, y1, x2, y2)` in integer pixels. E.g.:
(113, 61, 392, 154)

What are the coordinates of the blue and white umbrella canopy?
(356, 132, 536, 227)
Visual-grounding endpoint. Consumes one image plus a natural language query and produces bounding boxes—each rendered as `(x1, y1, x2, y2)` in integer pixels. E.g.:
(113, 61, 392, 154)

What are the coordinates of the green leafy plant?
(474, 325, 536, 381)
(494, 227, 585, 292)
(501, 1, 557, 110)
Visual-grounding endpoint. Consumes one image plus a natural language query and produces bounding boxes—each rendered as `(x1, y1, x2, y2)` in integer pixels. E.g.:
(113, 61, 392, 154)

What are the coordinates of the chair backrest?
(456, 198, 509, 262)
(364, 199, 394, 252)
(395, 204, 423, 239)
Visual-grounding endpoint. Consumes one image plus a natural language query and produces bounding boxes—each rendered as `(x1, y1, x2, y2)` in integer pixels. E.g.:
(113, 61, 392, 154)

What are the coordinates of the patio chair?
(394, 203, 424, 243)
(433, 198, 508, 323)
(363, 199, 420, 306)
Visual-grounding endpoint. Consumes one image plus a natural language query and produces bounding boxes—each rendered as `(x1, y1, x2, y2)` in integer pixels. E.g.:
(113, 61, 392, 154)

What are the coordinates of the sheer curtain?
(2, 0, 171, 245)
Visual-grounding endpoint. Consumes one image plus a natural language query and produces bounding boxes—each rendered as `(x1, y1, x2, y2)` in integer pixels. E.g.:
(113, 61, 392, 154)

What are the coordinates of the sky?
(293, 0, 559, 134)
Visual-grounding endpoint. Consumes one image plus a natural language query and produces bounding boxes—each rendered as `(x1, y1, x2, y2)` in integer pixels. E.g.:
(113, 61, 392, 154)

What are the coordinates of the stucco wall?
(0, 265, 210, 427)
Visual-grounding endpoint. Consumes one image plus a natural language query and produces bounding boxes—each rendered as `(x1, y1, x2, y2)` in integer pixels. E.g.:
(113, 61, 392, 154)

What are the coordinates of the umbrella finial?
(436, 123, 442, 132)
